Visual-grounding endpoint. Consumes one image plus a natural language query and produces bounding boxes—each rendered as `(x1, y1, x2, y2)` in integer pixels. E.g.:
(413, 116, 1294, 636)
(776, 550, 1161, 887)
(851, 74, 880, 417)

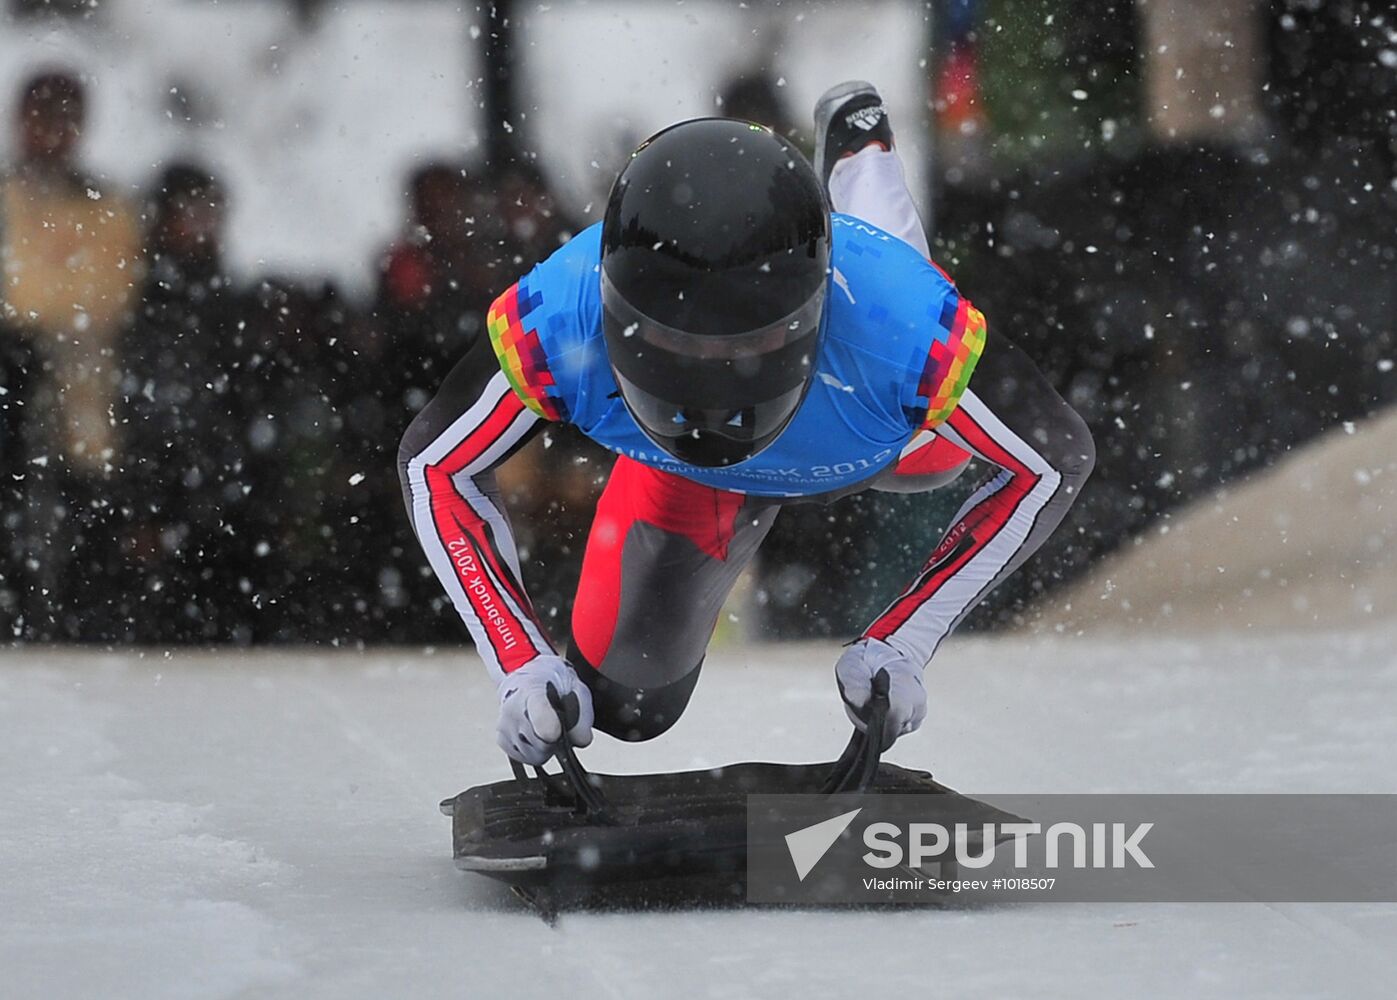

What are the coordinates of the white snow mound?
(1043, 406, 1397, 634)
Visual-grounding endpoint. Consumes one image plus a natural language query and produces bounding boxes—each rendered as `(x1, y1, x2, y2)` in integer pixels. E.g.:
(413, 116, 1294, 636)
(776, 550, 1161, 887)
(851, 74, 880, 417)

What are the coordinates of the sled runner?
(440, 671, 1025, 918)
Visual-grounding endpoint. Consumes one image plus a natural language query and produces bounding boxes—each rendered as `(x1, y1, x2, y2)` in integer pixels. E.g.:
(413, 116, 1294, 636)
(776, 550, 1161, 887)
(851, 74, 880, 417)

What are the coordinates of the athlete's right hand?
(495, 655, 595, 765)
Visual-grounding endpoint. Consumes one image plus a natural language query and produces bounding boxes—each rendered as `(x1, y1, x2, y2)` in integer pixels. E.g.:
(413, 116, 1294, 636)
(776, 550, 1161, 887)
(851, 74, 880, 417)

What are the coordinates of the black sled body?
(441, 674, 1027, 913)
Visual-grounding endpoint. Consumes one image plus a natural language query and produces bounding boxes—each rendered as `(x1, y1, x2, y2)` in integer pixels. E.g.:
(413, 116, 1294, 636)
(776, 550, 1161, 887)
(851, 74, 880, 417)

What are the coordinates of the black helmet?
(601, 118, 831, 467)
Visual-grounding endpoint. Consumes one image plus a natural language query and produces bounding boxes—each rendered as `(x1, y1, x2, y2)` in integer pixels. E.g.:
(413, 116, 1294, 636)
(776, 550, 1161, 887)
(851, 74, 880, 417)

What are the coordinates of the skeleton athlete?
(399, 83, 1095, 763)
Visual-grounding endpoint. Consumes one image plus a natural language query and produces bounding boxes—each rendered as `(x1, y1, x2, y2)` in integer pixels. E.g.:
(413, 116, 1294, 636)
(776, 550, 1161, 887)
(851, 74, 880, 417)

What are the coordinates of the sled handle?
(545, 682, 615, 823)
(508, 758, 574, 808)
(500, 685, 614, 823)
(821, 667, 891, 794)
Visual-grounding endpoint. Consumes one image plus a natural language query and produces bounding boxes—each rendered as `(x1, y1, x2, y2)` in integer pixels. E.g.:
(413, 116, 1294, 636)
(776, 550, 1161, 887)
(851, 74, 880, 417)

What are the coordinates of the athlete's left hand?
(835, 637, 927, 749)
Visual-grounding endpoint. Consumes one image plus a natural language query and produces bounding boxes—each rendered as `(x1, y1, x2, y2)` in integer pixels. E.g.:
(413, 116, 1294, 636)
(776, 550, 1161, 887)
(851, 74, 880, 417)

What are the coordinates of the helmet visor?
(601, 273, 825, 464)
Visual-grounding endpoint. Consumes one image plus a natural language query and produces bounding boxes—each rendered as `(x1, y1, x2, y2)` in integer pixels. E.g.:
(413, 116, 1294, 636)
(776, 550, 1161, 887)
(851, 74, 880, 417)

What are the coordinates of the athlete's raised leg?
(816, 81, 1094, 676)
(816, 80, 932, 259)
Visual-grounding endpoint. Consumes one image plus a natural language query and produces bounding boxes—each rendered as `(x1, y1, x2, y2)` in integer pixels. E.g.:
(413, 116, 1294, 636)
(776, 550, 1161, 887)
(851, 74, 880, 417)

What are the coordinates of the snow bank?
(1042, 407, 1397, 634)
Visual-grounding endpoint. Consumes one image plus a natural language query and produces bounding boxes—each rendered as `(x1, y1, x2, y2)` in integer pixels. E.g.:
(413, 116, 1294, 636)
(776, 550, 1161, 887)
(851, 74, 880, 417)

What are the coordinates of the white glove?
(835, 637, 927, 749)
(495, 655, 595, 765)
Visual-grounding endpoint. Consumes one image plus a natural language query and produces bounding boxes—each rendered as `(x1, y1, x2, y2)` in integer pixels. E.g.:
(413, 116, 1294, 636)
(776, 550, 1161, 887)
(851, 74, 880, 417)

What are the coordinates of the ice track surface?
(3, 632, 1396, 1000)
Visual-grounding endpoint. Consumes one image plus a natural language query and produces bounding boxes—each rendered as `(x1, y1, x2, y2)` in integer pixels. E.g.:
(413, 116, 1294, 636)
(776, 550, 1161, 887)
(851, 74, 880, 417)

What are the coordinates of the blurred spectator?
(374, 161, 494, 375)
(718, 72, 797, 140)
(0, 69, 143, 639)
(366, 161, 501, 641)
(1, 70, 141, 477)
(932, 0, 989, 179)
(232, 276, 355, 643)
(491, 159, 579, 270)
(114, 163, 248, 643)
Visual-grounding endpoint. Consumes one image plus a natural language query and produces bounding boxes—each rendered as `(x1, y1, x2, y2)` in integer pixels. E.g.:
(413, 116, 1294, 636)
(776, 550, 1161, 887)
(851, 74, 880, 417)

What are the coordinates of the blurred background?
(0, 0, 1391, 648)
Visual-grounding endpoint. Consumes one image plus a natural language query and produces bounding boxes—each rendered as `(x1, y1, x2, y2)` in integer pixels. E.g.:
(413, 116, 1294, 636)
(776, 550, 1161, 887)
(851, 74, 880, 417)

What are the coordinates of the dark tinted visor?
(601, 273, 824, 409)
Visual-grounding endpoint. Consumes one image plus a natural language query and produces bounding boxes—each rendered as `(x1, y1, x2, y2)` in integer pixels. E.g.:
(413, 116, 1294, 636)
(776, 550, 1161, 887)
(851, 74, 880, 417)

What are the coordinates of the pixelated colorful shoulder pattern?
(486, 279, 569, 422)
(917, 290, 987, 429)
